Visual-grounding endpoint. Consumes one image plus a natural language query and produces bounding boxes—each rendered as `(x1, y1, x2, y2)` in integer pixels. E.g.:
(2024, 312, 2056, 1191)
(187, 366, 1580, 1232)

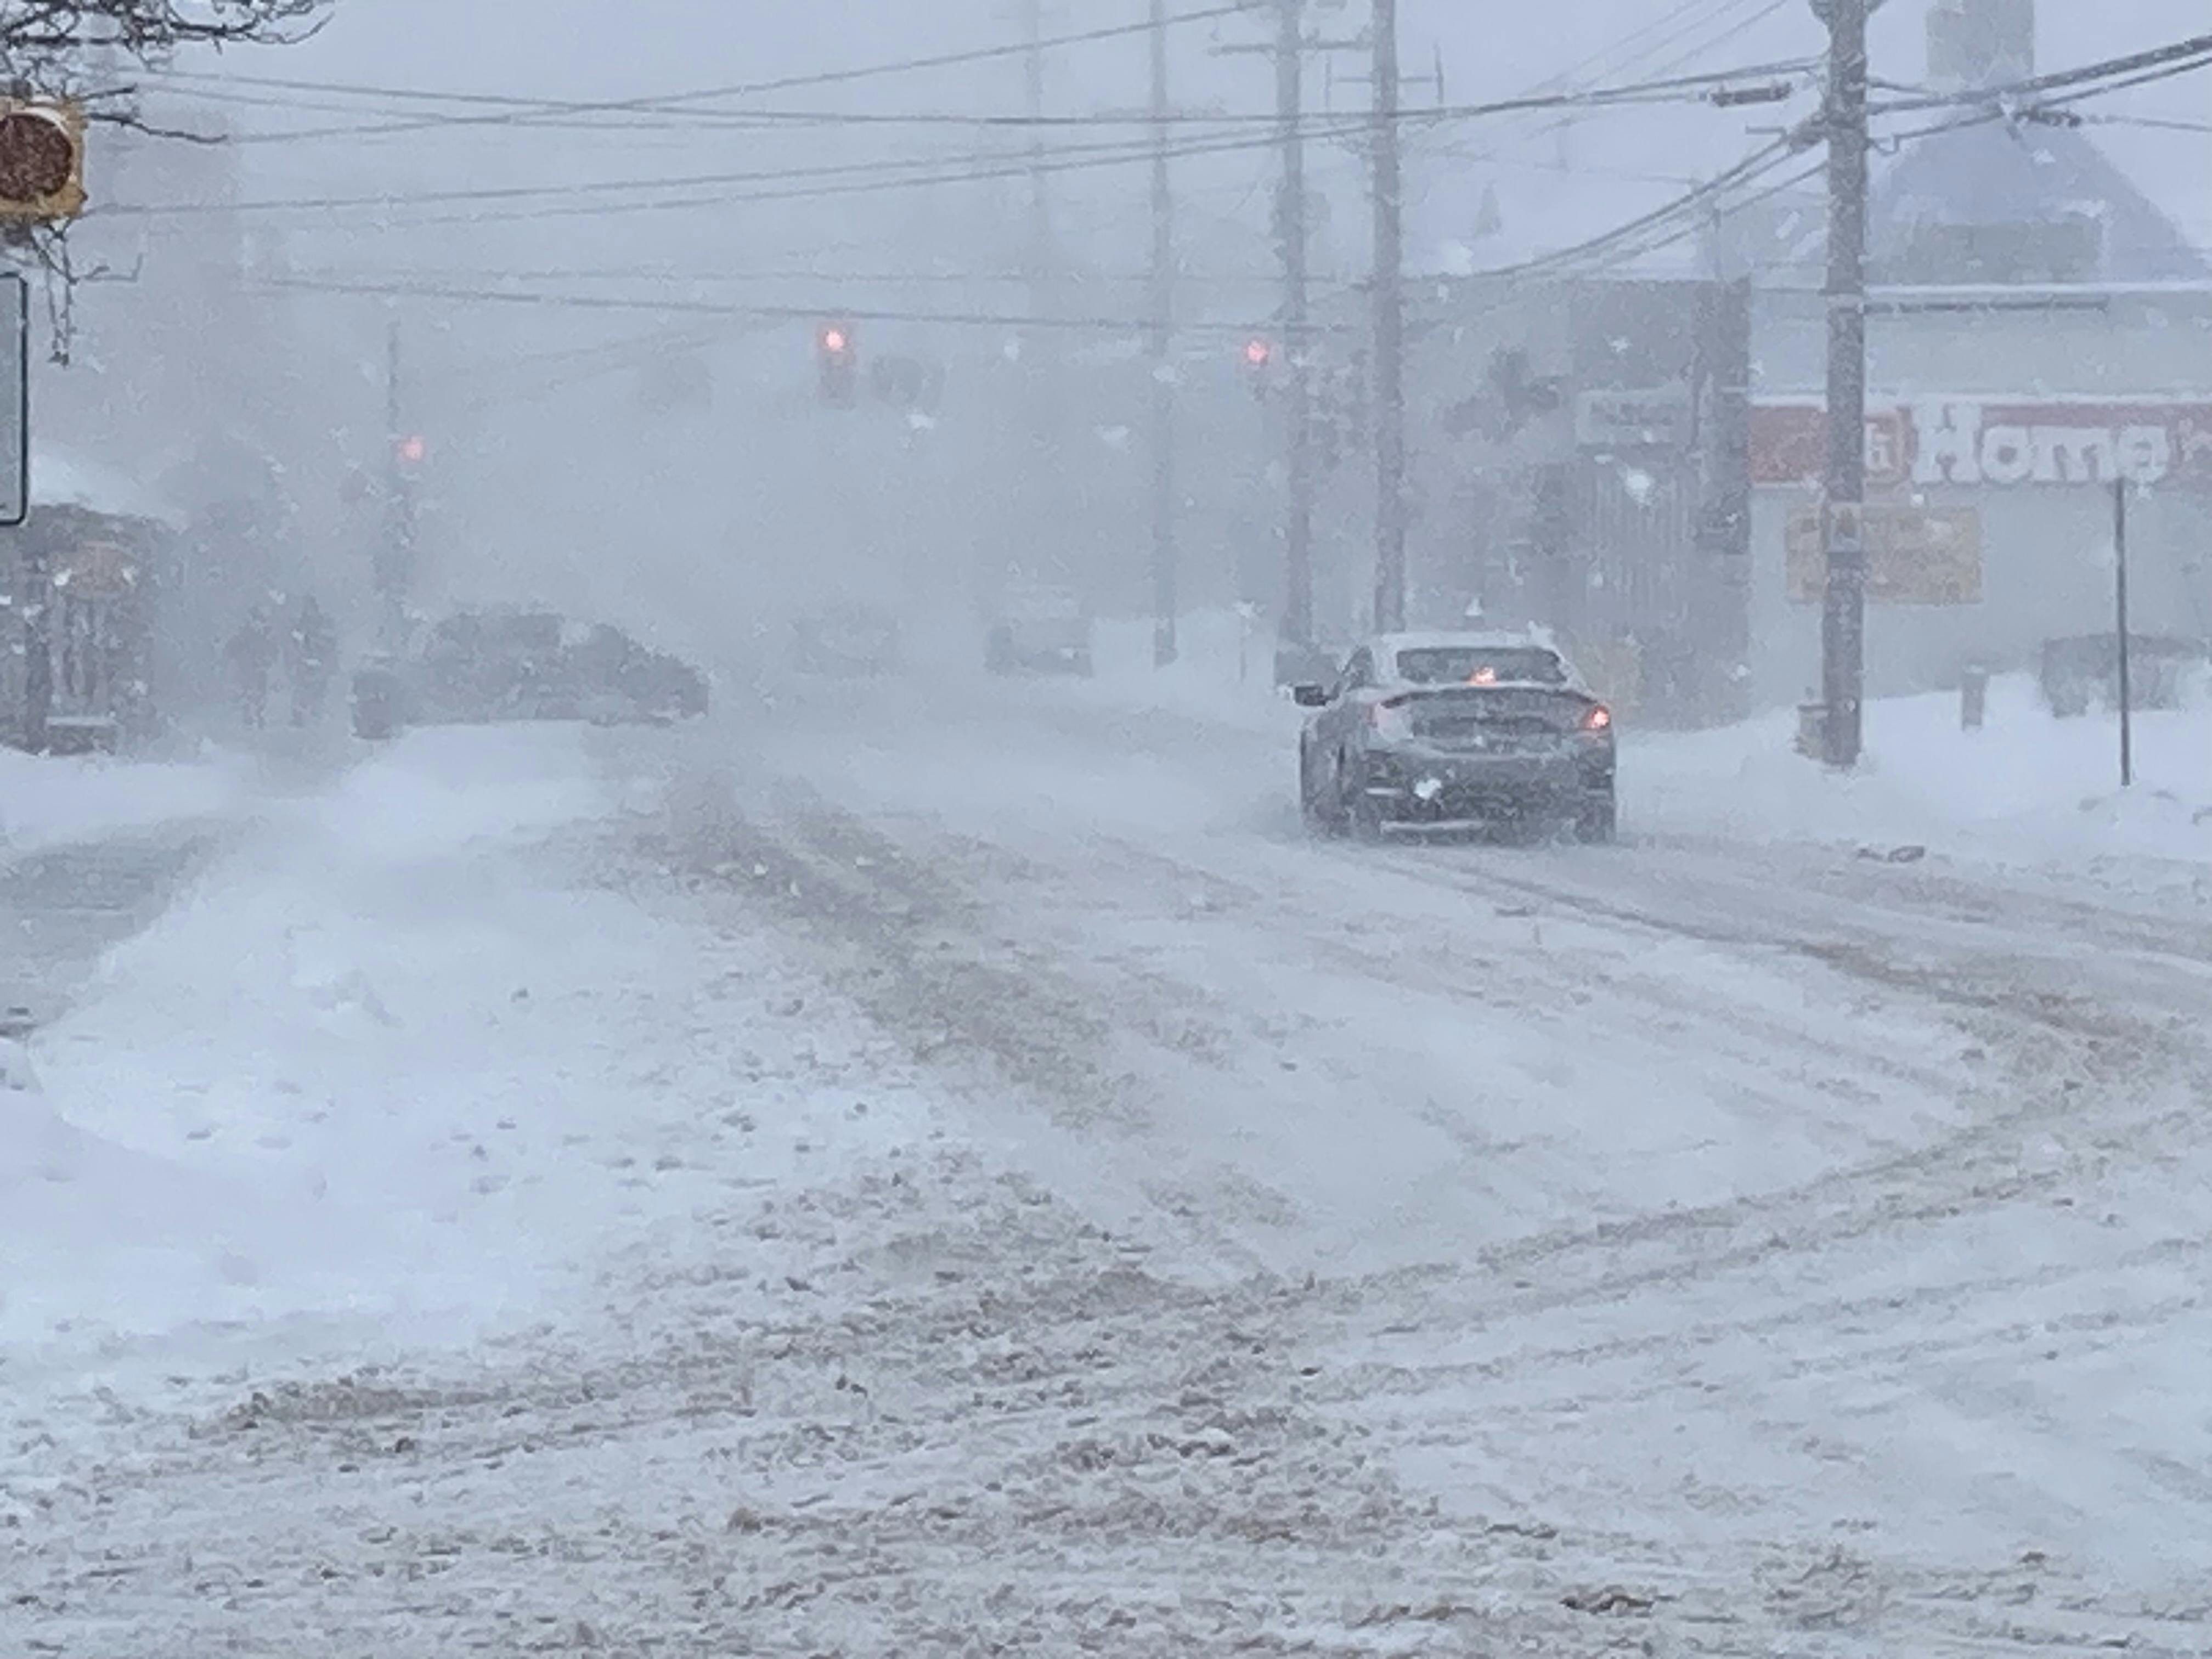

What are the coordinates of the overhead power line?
(138, 54, 1820, 145)
(138, 3, 1255, 143)
(301, 263, 1288, 290)
(95, 60, 1819, 223)
(1871, 30, 2212, 115)
(245, 274, 1339, 336)
(247, 101, 2009, 368)
(1429, 0, 1793, 178)
(96, 123, 1310, 223)
(2089, 112, 2212, 137)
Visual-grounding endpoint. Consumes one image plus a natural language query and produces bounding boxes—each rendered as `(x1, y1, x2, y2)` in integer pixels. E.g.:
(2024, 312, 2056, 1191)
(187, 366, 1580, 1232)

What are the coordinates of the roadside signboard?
(1786, 503, 1982, 604)
(1575, 386, 1693, 450)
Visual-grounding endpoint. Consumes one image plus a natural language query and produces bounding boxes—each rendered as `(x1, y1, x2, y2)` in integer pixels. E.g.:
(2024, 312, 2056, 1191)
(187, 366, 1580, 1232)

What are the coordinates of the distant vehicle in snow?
(985, 583, 1093, 677)
(351, 610, 708, 740)
(1293, 631, 1615, 842)
(792, 601, 902, 677)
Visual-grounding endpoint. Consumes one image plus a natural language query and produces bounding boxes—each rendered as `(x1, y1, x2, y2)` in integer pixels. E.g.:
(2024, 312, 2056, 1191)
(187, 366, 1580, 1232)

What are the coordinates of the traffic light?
(394, 433, 428, 469)
(816, 321, 858, 407)
(1242, 335, 1274, 401)
(0, 100, 84, 221)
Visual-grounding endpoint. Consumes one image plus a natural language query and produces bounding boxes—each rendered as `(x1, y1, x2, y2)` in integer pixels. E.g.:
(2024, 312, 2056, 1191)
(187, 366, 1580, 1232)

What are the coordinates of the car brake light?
(1583, 704, 1612, 733)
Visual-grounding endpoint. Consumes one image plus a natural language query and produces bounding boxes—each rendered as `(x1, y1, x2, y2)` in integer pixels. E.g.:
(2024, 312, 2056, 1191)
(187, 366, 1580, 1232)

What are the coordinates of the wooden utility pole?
(1818, 0, 1871, 767)
(1023, 0, 1053, 317)
(1276, 0, 1316, 664)
(377, 312, 415, 650)
(1148, 0, 1178, 667)
(1370, 0, 1407, 634)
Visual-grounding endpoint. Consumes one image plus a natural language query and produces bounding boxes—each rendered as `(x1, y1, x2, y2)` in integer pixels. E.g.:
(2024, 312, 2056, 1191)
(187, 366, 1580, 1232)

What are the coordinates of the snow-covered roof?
(32, 448, 180, 526)
(1871, 122, 2209, 284)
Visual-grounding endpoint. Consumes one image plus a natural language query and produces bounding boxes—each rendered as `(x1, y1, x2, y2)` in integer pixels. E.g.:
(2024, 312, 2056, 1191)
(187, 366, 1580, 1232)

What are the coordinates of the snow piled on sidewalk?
(0, 724, 936, 1390)
(1066, 625, 2212, 871)
(1639, 672, 2212, 866)
(0, 744, 249, 857)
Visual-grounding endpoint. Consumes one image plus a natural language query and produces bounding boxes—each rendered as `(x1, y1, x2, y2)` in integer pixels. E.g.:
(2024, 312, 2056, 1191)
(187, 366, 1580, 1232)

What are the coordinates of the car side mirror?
(1291, 684, 1330, 708)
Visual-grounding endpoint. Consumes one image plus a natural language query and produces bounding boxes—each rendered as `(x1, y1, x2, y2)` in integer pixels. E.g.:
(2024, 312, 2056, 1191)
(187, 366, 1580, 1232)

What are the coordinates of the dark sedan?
(352, 611, 708, 740)
(1295, 632, 1615, 842)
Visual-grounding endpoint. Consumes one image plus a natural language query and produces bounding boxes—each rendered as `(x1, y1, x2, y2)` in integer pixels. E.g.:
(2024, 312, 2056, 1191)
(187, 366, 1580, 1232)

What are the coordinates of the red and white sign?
(1751, 399, 2212, 490)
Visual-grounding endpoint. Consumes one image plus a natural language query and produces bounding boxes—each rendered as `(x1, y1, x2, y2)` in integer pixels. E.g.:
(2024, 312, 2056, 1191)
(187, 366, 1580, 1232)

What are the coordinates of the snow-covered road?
(8, 668, 2212, 1656)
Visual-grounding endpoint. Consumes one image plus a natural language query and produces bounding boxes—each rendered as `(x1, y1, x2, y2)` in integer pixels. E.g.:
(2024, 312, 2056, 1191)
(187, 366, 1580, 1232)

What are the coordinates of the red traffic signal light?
(394, 434, 428, 466)
(1243, 336, 1276, 402)
(816, 320, 858, 407)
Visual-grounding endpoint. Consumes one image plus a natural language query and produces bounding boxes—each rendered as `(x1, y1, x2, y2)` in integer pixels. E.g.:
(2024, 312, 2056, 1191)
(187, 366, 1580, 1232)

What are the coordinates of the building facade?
(1745, 284, 2212, 709)
(1308, 274, 1754, 725)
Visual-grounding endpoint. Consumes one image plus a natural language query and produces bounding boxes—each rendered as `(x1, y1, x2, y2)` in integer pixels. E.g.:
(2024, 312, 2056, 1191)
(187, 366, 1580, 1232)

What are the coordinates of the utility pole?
(1277, 0, 1317, 669)
(1016, 0, 1062, 589)
(1370, 0, 1407, 634)
(377, 312, 415, 650)
(1219, 0, 1356, 671)
(1023, 0, 1052, 314)
(2114, 477, 2133, 789)
(1148, 0, 1178, 667)
(1817, 0, 1871, 768)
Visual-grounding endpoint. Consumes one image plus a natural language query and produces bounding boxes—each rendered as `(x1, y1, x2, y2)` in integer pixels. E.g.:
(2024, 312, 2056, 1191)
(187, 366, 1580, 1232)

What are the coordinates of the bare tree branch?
(87, 104, 224, 142)
(0, 1, 329, 89)
(0, 3, 331, 354)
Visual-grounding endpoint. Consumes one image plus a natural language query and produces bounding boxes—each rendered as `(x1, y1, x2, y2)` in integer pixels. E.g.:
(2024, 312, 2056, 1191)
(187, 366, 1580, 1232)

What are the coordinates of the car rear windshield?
(1393, 646, 1566, 686)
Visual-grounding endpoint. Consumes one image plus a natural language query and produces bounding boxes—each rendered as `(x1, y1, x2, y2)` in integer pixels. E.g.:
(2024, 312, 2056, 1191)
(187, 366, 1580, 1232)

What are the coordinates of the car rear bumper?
(1358, 750, 1607, 825)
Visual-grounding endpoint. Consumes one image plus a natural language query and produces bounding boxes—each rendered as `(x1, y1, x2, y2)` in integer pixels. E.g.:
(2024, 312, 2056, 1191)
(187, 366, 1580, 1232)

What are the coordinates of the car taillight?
(1583, 703, 1613, 733)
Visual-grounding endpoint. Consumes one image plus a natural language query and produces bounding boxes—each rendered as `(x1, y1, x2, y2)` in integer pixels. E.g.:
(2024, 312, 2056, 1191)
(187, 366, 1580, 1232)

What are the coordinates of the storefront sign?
(1575, 386, 1692, 450)
(1752, 399, 2212, 489)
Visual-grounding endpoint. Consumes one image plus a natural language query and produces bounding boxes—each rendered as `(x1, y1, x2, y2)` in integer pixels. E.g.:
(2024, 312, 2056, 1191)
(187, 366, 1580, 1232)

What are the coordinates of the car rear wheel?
(1339, 753, 1388, 842)
(1348, 793, 1388, 843)
(1300, 750, 1348, 838)
(1576, 791, 1617, 844)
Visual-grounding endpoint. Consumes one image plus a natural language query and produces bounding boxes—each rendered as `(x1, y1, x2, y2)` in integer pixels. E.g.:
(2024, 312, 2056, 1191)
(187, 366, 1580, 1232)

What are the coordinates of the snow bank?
(1639, 673, 2212, 867)
(0, 729, 620, 1370)
(4, 723, 935, 1389)
(1, 1045, 346, 1358)
(0, 746, 248, 858)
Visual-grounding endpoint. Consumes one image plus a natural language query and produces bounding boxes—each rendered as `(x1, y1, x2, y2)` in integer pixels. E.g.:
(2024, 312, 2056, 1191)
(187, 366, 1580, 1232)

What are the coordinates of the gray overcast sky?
(157, 2, 2209, 295)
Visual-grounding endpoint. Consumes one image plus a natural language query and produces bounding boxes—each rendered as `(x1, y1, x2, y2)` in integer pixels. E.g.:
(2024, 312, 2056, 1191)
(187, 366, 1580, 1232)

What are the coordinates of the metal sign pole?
(1, 272, 25, 526)
(2114, 476, 2132, 789)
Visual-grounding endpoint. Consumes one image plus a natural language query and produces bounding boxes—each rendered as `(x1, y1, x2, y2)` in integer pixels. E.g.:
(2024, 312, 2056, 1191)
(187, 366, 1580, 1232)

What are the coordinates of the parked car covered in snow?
(351, 610, 708, 740)
(1294, 631, 1616, 842)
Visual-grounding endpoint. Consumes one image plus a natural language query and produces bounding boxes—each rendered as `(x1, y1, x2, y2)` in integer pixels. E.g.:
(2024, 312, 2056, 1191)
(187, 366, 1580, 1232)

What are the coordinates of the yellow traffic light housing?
(0, 101, 85, 221)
